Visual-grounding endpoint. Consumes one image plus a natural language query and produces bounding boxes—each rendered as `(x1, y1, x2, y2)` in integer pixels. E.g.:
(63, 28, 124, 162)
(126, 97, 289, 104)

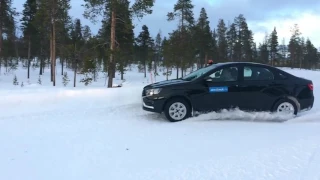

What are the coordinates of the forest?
(0, 0, 319, 87)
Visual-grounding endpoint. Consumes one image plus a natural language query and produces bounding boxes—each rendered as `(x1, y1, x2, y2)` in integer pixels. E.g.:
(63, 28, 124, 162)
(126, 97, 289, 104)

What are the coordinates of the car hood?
(144, 79, 188, 89)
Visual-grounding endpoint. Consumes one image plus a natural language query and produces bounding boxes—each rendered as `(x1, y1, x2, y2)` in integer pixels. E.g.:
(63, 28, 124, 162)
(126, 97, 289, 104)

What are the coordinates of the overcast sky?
(13, 0, 320, 48)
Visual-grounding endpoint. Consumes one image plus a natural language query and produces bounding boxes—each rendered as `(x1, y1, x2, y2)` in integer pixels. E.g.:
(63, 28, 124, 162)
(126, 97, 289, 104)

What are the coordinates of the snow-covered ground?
(0, 61, 320, 180)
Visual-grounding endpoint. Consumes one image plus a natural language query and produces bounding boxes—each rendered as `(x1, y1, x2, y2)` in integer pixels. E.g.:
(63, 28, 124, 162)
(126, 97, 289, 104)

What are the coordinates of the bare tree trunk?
(52, 0, 56, 86)
(0, 2, 3, 74)
(73, 44, 77, 87)
(299, 56, 302, 69)
(176, 67, 178, 79)
(107, 10, 116, 88)
(52, 24, 56, 86)
(0, 1, 2, 60)
(74, 64, 77, 87)
(121, 71, 124, 80)
(39, 45, 43, 75)
(61, 58, 64, 75)
(120, 62, 124, 80)
(204, 53, 208, 66)
(50, 30, 53, 81)
(154, 58, 157, 76)
(27, 36, 31, 79)
(166, 67, 169, 80)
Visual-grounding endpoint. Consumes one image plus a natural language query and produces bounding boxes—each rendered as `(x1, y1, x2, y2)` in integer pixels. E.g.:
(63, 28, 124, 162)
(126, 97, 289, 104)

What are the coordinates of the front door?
(190, 65, 242, 112)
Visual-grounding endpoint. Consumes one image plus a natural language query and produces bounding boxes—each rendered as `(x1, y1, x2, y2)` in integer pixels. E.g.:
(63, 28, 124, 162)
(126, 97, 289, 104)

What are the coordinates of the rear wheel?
(164, 98, 191, 122)
(273, 98, 298, 115)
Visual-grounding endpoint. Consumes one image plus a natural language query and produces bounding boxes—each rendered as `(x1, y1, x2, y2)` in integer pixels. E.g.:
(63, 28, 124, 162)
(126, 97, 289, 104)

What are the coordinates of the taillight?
(308, 83, 313, 90)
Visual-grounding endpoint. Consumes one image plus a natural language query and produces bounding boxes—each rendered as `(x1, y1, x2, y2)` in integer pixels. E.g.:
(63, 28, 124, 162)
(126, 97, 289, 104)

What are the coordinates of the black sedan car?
(142, 62, 314, 122)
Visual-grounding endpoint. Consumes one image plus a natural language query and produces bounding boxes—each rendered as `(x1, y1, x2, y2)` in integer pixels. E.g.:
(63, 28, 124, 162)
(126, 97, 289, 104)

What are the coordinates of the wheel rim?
(168, 102, 187, 120)
(277, 102, 295, 114)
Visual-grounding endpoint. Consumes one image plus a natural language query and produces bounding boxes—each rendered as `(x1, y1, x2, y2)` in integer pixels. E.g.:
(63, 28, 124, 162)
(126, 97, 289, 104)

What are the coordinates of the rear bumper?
(299, 96, 314, 110)
(142, 96, 166, 113)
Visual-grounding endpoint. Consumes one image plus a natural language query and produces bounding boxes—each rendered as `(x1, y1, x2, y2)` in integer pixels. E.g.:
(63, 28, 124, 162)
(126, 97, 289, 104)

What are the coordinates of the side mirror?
(204, 76, 213, 82)
(214, 72, 221, 77)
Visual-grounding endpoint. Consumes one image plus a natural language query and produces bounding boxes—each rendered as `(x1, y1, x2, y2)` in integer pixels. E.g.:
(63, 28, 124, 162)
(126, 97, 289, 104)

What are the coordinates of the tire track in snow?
(299, 142, 320, 180)
(0, 103, 141, 121)
(120, 136, 320, 180)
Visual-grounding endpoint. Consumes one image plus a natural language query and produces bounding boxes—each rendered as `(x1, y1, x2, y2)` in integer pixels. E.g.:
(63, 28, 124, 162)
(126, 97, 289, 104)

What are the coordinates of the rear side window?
(276, 71, 288, 80)
(243, 66, 274, 81)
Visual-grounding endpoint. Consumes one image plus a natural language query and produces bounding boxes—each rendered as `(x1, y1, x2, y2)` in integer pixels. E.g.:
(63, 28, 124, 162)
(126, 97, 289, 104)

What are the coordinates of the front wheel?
(164, 98, 191, 122)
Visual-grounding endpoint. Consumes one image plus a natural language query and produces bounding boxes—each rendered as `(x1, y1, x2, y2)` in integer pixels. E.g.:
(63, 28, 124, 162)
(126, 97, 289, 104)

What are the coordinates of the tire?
(164, 98, 191, 122)
(273, 98, 298, 115)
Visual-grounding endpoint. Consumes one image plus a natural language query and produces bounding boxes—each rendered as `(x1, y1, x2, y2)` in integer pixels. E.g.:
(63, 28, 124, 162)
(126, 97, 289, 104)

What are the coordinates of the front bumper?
(142, 96, 166, 113)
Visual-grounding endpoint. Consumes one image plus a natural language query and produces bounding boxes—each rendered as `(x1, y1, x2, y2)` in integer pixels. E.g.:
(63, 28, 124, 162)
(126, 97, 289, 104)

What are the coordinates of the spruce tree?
(135, 25, 153, 78)
(195, 7, 211, 67)
(217, 19, 228, 61)
(83, 0, 155, 88)
(269, 27, 279, 66)
(21, 0, 38, 79)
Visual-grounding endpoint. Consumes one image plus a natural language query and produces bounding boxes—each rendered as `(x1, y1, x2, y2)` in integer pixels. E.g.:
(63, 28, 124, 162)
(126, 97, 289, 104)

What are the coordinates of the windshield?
(181, 65, 216, 81)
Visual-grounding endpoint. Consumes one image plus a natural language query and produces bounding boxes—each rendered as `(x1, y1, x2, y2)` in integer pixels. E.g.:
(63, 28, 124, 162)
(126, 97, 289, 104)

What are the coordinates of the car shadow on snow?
(136, 111, 169, 122)
(138, 107, 314, 123)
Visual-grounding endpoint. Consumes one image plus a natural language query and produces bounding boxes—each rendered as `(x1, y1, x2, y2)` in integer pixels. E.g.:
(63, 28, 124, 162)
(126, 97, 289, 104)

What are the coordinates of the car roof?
(212, 61, 292, 75)
(214, 62, 272, 67)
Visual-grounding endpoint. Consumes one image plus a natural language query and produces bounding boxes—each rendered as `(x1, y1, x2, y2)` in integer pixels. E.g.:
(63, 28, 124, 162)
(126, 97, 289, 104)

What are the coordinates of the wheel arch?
(272, 95, 301, 112)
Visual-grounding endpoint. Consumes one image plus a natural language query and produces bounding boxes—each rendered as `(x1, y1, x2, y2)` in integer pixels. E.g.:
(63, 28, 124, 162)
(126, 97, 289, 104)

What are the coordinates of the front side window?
(208, 66, 238, 82)
(243, 66, 274, 81)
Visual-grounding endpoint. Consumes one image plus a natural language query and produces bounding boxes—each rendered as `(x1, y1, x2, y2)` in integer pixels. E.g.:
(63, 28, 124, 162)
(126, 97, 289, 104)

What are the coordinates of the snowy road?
(1, 66, 320, 180)
(1, 84, 320, 180)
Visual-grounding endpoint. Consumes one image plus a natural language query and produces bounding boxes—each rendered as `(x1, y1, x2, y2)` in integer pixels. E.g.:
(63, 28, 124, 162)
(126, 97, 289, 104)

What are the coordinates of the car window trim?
(241, 64, 275, 81)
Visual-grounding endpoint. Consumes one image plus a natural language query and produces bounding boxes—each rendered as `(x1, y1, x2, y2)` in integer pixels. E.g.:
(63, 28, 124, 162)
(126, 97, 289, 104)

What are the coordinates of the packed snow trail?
(1, 83, 320, 180)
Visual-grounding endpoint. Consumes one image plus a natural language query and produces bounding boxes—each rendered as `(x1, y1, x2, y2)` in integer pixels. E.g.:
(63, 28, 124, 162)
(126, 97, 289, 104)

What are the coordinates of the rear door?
(190, 65, 242, 112)
(237, 65, 283, 111)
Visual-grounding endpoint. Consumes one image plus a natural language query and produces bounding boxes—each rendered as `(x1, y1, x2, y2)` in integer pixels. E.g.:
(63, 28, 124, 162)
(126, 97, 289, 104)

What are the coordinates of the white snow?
(0, 62, 320, 180)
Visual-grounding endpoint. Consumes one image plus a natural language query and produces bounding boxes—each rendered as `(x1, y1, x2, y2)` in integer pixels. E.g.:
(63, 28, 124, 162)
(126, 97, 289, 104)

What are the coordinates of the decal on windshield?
(209, 86, 228, 93)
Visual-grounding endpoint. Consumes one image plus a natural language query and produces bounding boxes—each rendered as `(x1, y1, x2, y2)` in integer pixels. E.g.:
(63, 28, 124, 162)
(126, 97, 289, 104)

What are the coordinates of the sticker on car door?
(209, 86, 228, 93)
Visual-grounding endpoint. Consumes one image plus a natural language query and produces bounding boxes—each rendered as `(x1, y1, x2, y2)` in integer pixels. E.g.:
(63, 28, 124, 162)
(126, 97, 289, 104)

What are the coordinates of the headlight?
(145, 88, 162, 96)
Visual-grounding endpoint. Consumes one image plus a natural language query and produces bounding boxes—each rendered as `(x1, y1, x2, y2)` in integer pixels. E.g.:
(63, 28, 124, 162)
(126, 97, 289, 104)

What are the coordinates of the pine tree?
(299, 37, 306, 69)
(194, 7, 211, 67)
(154, 30, 162, 76)
(210, 29, 219, 63)
(305, 39, 318, 69)
(217, 19, 228, 61)
(38, 76, 42, 85)
(288, 24, 302, 68)
(269, 27, 279, 66)
(252, 42, 258, 61)
(226, 23, 237, 61)
(167, 0, 195, 76)
(0, 0, 17, 68)
(62, 72, 70, 86)
(21, 0, 38, 79)
(83, 0, 155, 88)
(135, 25, 153, 78)
(0, 0, 14, 56)
(162, 37, 175, 80)
(70, 18, 83, 87)
(34, 0, 71, 85)
(13, 75, 18, 85)
(233, 14, 253, 61)
(259, 34, 269, 63)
